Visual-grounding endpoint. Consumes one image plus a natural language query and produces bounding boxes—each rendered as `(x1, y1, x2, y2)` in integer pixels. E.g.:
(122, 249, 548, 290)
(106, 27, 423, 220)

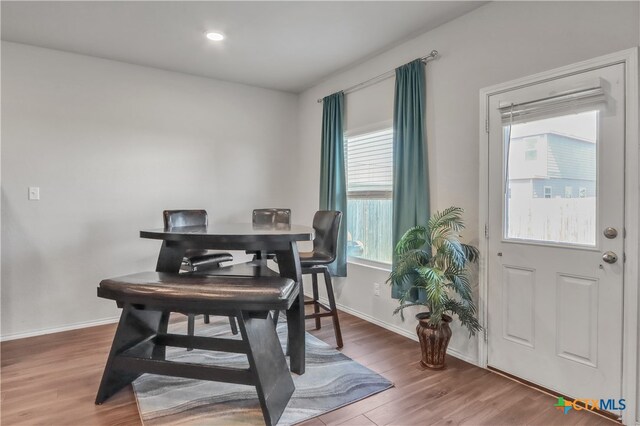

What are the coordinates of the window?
(525, 149, 538, 161)
(579, 187, 587, 198)
(505, 111, 597, 246)
(345, 128, 393, 264)
(564, 186, 573, 198)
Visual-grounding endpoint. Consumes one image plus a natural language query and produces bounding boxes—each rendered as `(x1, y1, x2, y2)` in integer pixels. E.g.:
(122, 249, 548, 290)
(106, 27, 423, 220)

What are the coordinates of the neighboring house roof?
(512, 131, 595, 144)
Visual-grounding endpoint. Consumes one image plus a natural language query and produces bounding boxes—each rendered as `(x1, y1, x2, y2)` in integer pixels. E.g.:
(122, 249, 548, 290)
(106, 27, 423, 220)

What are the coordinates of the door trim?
(478, 48, 639, 425)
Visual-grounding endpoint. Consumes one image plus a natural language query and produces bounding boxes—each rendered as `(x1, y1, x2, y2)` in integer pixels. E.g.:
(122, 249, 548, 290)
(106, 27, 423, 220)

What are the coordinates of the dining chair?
(163, 209, 238, 336)
(253, 208, 291, 227)
(300, 210, 344, 348)
(250, 208, 291, 261)
(163, 210, 234, 272)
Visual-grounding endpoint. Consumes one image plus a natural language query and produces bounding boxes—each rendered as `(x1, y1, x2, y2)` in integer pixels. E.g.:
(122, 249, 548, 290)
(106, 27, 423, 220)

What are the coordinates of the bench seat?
(98, 271, 296, 312)
(95, 272, 298, 426)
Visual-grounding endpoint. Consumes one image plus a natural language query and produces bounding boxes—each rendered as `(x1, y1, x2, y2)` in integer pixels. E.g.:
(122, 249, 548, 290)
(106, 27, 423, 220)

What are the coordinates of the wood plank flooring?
(1, 310, 614, 425)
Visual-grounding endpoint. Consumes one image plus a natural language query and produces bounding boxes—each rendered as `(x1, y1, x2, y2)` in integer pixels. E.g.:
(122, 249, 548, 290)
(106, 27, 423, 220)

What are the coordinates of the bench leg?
(237, 311, 295, 426)
(95, 305, 169, 404)
(275, 242, 305, 375)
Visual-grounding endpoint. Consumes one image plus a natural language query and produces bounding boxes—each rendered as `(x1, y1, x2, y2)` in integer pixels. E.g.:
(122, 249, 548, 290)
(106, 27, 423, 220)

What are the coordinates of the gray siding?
(547, 133, 596, 180)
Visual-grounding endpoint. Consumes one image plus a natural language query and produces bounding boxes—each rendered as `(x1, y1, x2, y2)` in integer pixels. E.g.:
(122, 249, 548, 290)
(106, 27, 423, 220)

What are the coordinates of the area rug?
(132, 317, 394, 425)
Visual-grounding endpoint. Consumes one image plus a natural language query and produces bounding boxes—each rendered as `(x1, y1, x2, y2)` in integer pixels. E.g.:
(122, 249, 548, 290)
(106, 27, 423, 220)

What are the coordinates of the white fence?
(507, 197, 596, 245)
(347, 199, 393, 263)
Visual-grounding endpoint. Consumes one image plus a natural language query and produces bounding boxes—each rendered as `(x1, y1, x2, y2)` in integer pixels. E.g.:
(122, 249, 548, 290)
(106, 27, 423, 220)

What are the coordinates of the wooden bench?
(95, 272, 298, 426)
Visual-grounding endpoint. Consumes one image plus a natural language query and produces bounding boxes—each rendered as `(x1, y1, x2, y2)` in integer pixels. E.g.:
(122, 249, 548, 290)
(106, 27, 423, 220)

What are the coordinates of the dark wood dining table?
(139, 223, 314, 375)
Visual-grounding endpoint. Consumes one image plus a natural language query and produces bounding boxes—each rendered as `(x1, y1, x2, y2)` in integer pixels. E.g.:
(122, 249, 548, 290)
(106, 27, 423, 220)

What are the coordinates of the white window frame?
(348, 256, 392, 271)
(344, 120, 394, 267)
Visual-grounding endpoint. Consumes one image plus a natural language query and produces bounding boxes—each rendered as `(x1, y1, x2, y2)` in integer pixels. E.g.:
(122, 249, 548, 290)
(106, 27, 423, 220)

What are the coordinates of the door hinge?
(485, 119, 489, 133)
(484, 224, 489, 239)
(484, 327, 488, 343)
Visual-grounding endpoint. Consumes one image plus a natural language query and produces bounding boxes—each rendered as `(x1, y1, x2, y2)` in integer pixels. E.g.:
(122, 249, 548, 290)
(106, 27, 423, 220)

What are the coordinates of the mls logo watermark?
(554, 396, 626, 414)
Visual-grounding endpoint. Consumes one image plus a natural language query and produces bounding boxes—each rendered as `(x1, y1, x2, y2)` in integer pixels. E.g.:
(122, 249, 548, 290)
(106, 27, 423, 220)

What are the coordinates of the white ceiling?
(1, 1, 485, 92)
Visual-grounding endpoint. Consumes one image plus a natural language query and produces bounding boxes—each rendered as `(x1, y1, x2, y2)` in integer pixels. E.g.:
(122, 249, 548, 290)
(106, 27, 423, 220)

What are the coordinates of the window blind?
(499, 86, 606, 124)
(345, 129, 393, 196)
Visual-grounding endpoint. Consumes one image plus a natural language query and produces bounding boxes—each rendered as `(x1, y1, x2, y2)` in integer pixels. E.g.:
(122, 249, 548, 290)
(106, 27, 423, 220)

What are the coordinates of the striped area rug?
(132, 317, 394, 425)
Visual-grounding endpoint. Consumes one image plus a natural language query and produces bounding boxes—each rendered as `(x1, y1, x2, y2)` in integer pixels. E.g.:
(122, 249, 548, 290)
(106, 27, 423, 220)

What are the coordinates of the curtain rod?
(316, 50, 438, 103)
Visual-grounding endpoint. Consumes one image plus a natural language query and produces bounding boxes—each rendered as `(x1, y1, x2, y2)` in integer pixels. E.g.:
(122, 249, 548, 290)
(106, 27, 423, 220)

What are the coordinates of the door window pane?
(505, 111, 597, 246)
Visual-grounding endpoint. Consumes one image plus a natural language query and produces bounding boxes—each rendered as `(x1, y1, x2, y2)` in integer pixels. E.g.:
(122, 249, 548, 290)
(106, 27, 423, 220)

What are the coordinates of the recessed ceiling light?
(206, 32, 224, 41)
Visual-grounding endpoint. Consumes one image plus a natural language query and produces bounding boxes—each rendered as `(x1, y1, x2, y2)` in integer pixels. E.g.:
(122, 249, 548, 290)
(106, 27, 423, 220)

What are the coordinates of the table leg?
(154, 241, 187, 340)
(275, 241, 305, 375)
(155, 241, 186, 273)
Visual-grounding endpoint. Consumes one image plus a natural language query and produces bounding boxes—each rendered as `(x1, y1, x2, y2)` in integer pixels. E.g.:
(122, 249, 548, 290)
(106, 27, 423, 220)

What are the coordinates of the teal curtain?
(319, 92, 347, 277)
(391, 59, 430, 299)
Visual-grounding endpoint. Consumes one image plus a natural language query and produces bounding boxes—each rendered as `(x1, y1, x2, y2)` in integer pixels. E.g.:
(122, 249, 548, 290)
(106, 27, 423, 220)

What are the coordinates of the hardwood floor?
(1, 310, 613, 426)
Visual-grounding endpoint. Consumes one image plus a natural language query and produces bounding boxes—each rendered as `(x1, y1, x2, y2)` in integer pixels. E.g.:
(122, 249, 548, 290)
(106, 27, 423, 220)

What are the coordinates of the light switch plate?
(28, 187, 40, 201)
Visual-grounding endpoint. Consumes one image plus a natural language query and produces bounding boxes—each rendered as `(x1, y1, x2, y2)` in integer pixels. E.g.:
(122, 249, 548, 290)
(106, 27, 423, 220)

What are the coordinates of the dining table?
(139, 222, 314, 375)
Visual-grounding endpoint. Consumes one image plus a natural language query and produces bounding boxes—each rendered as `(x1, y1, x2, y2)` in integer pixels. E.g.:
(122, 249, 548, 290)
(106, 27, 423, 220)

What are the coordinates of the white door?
(487, 63, 625, 411)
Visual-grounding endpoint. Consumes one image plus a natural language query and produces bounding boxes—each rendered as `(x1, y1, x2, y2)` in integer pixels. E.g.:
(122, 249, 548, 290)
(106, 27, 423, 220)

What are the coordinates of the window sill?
(347, 257, 392, 272)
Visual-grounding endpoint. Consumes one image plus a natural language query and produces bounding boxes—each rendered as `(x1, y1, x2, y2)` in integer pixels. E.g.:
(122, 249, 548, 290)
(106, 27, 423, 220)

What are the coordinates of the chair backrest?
(252, 208, 291, 226)
(312, 210, 342, 262)
(163, 210, 208, 229)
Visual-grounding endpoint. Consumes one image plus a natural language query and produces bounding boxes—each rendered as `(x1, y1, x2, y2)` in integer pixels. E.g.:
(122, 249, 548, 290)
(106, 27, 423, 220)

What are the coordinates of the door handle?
(602, 251, 618, 264)
(603, 227, 618, 239)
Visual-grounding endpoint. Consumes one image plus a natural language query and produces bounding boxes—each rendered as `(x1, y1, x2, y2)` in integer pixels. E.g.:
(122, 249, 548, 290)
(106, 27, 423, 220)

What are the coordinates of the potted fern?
(388, 207, 481, 369)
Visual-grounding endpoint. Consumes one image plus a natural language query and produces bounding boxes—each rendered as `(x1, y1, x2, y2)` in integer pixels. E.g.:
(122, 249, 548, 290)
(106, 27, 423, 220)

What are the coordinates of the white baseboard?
(2, 296, 481, 369)
(445, 346, 479, 366)
(0, 316, 120, 342)
(307, 291, 479, 366)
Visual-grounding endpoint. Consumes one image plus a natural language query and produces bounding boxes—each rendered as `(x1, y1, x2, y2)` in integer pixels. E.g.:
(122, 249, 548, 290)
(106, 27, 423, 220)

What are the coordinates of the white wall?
(2, 1, 639, 417)
(1, 41, 298, 339)
(295, 1, 639, 366)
